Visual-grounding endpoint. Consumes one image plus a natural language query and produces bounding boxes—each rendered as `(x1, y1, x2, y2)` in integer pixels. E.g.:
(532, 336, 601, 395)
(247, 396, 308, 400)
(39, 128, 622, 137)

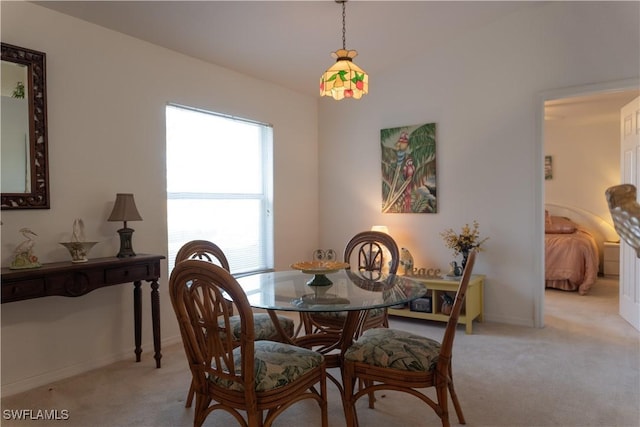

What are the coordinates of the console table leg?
(150, 279, 162, 368)
(134, 280, 142, 362)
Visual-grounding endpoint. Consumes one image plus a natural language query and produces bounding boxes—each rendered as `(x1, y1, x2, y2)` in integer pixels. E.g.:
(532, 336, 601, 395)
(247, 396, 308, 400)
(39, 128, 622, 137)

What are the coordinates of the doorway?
(537, 80, 640, 328)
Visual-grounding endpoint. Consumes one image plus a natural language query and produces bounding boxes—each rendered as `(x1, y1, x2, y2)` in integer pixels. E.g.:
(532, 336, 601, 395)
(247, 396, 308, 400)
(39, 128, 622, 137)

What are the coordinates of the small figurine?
(448, 261, 463, 277)
(400, 247, 414, 275)
(10, 228, 42, 269)
(441, 293, 454, 315)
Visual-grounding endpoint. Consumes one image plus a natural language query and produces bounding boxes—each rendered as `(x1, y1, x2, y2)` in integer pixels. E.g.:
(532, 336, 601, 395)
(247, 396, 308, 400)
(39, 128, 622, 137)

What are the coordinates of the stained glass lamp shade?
(320, 49, 368, 100)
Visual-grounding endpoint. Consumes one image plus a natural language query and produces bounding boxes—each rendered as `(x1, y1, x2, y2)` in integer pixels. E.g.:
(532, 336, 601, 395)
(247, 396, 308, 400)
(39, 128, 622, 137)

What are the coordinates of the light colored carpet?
(2, 277, 639, 426)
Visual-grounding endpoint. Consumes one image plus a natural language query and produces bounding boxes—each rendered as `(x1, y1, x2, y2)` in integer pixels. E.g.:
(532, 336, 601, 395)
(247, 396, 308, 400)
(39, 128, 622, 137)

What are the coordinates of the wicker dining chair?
(175, 240, 295, 408)
(341, 250, 477, 427)
(170, 260, 328, 427)
(302, 231, 400, 336)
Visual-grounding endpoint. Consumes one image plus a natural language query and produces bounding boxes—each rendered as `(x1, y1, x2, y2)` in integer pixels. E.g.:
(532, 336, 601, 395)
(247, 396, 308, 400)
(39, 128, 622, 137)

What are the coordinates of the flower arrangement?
(440, 220, 488, 257)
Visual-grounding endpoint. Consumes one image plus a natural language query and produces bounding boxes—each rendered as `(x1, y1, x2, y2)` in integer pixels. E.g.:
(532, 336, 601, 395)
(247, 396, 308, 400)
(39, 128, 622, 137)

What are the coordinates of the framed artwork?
(381, 123, 437, 213)
(545, 156, 553, 180)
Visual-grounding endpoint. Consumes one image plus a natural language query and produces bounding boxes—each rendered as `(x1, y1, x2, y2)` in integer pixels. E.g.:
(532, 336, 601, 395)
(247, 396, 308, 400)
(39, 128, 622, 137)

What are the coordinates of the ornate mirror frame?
(1, 43, 49, 209)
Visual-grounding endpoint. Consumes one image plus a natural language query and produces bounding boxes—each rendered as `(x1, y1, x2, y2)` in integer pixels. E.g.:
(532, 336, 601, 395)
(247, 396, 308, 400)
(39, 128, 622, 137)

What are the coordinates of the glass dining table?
(235, 269, 428, 371)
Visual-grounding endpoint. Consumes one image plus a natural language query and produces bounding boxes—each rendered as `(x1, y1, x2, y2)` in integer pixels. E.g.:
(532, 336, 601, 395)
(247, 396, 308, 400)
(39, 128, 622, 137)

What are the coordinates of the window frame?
(165, 103, 274, 276)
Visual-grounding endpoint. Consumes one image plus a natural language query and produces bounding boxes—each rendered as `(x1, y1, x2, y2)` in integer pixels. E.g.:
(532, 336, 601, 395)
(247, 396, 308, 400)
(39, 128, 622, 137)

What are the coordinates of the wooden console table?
(1, 254, 165, 368)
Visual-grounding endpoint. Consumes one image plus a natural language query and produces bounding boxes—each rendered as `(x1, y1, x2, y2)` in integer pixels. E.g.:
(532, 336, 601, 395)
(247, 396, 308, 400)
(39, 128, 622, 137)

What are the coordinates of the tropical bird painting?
(381, 123, 437, 213)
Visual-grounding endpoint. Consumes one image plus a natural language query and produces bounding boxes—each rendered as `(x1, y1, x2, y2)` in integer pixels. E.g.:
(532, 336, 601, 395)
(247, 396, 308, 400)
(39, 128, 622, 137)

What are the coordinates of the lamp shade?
(371, 225, 389, 234)
(108, 193, 142, 222)
(320, 49, 368, 100)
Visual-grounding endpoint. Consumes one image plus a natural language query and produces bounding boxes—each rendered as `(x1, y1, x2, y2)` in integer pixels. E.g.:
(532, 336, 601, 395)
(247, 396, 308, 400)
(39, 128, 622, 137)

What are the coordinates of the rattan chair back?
(170, 260, 328, 427)
(343, 230, 400, 275)
(303, 231, 400, 336)
(175, 239, 231, 270)
(605, 184, 640, 257)
(342, 249, 477, 427)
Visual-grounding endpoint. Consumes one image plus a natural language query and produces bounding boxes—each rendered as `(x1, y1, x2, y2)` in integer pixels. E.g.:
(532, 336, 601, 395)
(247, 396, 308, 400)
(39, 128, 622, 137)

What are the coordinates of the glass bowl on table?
(290, 260, 350, 286)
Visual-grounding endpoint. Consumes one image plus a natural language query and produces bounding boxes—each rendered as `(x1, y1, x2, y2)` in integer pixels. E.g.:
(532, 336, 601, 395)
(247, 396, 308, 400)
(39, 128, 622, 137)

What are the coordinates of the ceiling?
(35, 1, 540, 97)
(545, 91, 639, 122)
(31, 1, 639, 115)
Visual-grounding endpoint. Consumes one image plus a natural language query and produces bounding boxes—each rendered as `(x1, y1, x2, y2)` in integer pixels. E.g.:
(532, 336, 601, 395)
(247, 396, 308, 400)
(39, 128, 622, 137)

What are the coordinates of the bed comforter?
(545, 224, 599, 295)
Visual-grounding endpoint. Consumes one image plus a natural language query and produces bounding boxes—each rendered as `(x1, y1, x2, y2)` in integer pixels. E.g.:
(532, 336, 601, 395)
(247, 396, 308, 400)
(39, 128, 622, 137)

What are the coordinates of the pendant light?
(319, 0, 368, 100)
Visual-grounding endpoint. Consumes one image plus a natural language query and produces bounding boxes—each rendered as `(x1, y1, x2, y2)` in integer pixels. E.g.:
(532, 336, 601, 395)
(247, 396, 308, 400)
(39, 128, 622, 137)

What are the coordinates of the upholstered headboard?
(545, 202, 620, 272)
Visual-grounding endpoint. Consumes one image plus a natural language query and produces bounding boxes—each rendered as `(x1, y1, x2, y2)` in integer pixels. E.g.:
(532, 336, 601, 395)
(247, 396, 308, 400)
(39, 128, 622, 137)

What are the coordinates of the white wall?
(318, 2, 640, 326)
(1, 2, 319, 395)
(545, 109, 621, 216)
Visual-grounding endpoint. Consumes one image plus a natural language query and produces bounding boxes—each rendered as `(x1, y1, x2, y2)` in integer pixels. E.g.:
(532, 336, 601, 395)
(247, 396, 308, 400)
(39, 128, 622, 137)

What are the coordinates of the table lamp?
(370, 225, 391, 273)
(108, 193, 143, 257)
(371, 225, 389, 234)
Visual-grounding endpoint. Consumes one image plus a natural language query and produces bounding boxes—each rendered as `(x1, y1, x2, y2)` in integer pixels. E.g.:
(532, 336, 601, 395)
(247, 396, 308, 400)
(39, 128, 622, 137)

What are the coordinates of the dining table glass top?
(235, 269, 427, 312)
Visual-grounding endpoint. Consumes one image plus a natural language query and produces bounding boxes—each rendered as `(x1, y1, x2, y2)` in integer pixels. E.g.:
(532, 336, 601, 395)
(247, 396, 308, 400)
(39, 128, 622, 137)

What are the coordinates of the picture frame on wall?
(380, 123, 437, 213)
(545, 156, 553, 180)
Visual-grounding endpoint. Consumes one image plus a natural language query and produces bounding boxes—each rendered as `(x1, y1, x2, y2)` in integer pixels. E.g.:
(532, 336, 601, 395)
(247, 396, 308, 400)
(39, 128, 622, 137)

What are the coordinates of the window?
(166, 104, 273, 275)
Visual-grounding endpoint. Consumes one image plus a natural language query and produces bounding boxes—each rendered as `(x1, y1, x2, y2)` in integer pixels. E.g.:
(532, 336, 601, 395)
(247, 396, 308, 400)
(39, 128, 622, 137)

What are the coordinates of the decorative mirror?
(1, 43, 49, 209)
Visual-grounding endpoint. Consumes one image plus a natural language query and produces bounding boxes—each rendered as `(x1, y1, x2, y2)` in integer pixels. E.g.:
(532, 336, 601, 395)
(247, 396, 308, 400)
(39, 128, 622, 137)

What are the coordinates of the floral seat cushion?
(220, 313, 295, 340)
(210, 341, 324, 392)
(343, 328, 440, 371)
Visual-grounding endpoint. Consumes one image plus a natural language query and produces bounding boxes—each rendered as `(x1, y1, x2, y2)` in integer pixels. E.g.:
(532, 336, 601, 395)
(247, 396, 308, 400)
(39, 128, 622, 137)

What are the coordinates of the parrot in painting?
(395, 132, 415, 212)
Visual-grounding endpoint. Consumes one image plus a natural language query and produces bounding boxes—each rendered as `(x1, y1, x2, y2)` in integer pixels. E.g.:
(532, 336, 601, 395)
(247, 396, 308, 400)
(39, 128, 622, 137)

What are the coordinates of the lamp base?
(116, 227, 137, 258)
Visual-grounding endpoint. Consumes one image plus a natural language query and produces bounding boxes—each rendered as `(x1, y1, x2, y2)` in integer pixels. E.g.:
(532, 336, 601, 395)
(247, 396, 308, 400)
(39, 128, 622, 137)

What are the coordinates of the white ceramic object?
(60, 241, 98, 263)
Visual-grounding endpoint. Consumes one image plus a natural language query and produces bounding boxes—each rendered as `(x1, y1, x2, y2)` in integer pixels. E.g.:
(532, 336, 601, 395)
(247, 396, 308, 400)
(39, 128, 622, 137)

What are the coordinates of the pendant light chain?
(342, 0, 346, 50)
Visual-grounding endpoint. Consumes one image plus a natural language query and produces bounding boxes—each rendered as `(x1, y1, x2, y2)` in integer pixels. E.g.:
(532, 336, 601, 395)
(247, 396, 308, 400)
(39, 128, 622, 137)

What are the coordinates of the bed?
(545, 212, 600, 295)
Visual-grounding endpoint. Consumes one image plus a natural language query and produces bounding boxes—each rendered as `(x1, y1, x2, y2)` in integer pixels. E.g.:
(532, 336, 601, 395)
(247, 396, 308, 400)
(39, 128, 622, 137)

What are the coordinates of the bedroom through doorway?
(542, 87, 638, 328)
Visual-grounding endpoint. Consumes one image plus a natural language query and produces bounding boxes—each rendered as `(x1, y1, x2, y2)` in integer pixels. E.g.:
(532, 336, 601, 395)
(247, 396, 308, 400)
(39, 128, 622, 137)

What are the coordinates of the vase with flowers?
(440, 220, 488, 272)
